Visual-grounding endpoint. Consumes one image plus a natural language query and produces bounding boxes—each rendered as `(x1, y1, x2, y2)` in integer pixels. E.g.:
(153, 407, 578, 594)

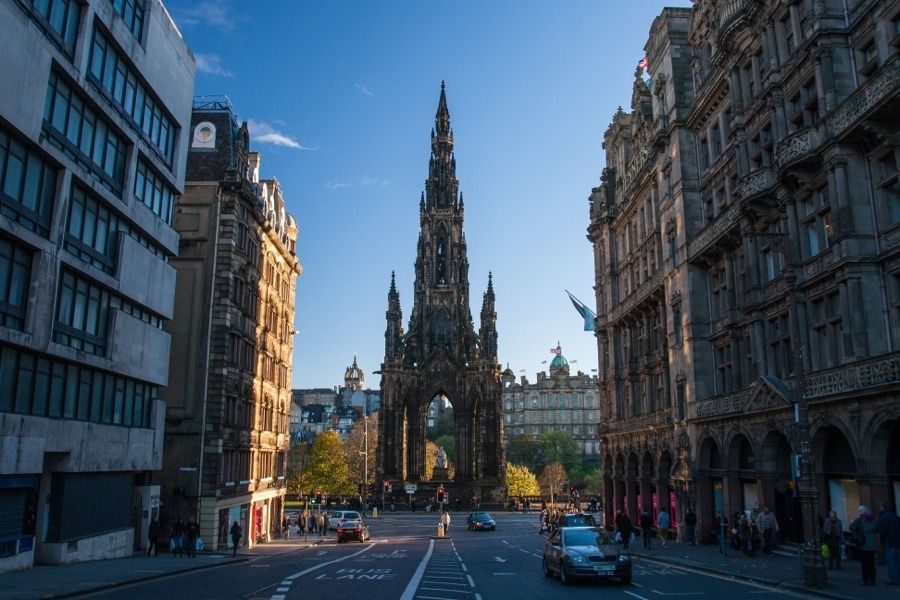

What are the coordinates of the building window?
(859, 40, 879, 78)
(877, 150, 900, 225)
(801, 187, 833, 257)
(809, 293, 842, 370)
(762, 249, 780, 281)
(673, 306, 683, 344)
(134, 158, 175, 224)
(19, 0, 81, 57)
(0, 125, 58, 237)
(766, 313, 792, 379)
(88, 27, 177, 166)
(782, 15, 795, 54)
(716, 343, 733, 392)
(43, 71, 128, 195)
(710, 266, 728, 321)
(109, 0, 146, 42)
(0, 236, 33, 331)
(699, 136, 709, 172)
(0, 342, 156, 427)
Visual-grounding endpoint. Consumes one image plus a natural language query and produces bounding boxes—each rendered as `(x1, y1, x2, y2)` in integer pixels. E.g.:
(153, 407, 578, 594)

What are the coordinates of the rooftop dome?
(344, 355, 365, 391)
(548, 343, 570, 376)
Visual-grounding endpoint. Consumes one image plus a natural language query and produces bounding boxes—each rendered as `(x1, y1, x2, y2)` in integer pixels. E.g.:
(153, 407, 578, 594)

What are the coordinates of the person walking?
(639, 509, 653, 549)
(850, 505, 879, 585)
(877, 501, 900, 585)
(282, 515, 290, 540)
(229, 521, 242, 557)
(185, 517, 200, 557)
(440, 510, 451, 534)
(298, 512, 306, 537)
(308, 511, 317, 535)
(321, 512, 329, 536)
(170, 519, 185, 557)
(616, 511, 634, 550)
(822, 510, 843, 570)
(684, 508, 697, 546)
(756, 505, 779, 554)
(147, 516, 160, 557)
(658, 508, 671, 548)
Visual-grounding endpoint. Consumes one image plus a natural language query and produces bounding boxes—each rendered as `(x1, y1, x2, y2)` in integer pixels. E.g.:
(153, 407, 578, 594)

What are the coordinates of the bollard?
(437, 523, 444, 537)
(373, 507, 378, 518)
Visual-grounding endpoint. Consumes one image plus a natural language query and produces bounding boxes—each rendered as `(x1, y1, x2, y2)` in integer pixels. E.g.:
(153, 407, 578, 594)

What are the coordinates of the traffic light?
(437, 486, 445, 503)
(383, 480, 391, 494)
(315, 489, 323, 504)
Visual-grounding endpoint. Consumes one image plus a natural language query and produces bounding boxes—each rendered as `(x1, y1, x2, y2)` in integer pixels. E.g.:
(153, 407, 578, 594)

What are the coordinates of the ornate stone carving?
(735, 168, 774, 200)
(688, 200, 742, 259)
(608, 267, 666, 322)
(804, 352, 900, 399)
(690, 389, 750, 419)
(829, 55, 900, 138)
(774, 128, 817, 170)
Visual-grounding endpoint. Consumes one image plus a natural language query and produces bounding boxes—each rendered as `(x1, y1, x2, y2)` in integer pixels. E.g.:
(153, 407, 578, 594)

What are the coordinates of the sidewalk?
(0, 537, 324, 600)
(630, 539, 900, 600)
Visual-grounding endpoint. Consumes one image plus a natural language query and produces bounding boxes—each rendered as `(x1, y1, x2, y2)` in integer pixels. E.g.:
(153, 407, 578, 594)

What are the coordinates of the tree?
(581, 465, 602, 497)
(538, 462, 568, 504)
(286, 442, 312, 496)
(506, 463, 540, 497)
(303, 430, 354, 495)
(507, 434, 543, 472)
(344, 413, 378, 495)
(540, 430, 581, 479)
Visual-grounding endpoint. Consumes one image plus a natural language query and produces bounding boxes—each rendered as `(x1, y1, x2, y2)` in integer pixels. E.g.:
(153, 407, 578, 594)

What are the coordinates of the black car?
(542, 526, 631, 585)
(336, 518, 370, 543)
(466, 512, 497, 531)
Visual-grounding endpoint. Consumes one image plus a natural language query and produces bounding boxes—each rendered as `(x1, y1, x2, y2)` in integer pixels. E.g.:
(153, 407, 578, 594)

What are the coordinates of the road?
(82, 512, 818, 600)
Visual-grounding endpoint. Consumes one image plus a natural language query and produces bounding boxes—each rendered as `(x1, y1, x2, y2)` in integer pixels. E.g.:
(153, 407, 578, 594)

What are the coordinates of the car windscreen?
(473, 513, 491, 520)
(344, 512, 360, 520)
(563, 529, 600, 547)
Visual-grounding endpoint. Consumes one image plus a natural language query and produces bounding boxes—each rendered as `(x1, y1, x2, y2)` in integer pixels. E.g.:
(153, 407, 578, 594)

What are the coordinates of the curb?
(39, 556, 250, 600)
(632, 552, 858, 600)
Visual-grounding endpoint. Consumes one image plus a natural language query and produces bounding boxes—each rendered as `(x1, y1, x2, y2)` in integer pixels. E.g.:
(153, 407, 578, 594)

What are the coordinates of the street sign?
(404, 483, 417, 494)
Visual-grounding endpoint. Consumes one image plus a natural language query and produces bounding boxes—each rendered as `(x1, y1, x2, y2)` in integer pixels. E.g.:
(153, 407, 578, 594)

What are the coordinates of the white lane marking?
(280, 580, 292, 586)
(493, 556, 506, 562)
(651, 592, 704, 596)
(284, 543, 374, 581)
(422, 580, 467, 586)
(466, 574, 475, 588)
(502, 540, 509, 545)
(492, 572, 516, 575)
(460, 563, 467, 572)
(276, 588, 289, 592)
(270, 596, 284, 600)
(415, 596, 460, 600)
(625, 591, 652, 600)
(475, 594, 482, 600)
(418, 588, 471, 594)
(399, 538, 436, 600)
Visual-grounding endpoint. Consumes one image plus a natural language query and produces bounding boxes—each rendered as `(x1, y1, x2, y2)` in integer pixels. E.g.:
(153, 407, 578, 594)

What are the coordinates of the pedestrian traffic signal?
(437, 486, 445, 503)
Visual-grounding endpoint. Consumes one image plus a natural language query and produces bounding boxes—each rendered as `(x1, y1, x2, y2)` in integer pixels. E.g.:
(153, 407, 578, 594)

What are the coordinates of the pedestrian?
(185, 517, 200, 557)
(821, 510, 843, 570)
(321, 512, 329, 536)
(282, 515, 290, 540)
(298, 512, 306, 537)
(229, 521, 242, 557)
(684, 508, 697, 546)
(876, 501, 900, 585)
(539, 508, 548, 534)
(739, 510, 755, 556)
(616, 511, 634, 550)
(147, 516, 160, 557)
(441, 510, 451, 534)
(658, 508, 671, 548)
(308, 511, 317, 534)
(171, 519, 185, 557)
(850, 505, 879, 585)
(639, 509, 653, 549)
(756, 505, 779, 554)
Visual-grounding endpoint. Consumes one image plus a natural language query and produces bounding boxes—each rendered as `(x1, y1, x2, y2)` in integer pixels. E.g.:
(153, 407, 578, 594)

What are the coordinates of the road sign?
(404, 483, 417, 494)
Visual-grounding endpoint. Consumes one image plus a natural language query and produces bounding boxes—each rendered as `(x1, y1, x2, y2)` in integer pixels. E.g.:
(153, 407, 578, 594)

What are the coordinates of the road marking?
(651, 592, 704, 596)
(492, 572, 516, 575)
(624, 591, 651, 600)
(466, 574, 475, 588)
(460, 563, 467, 572)
(423, 580, 467, 586)
(415, 596, 461, 600)
(399, 539, 436, 600)
(493, 556, 506, 562)
(276, 587, 289, 592)
(418, 587, 470, 594)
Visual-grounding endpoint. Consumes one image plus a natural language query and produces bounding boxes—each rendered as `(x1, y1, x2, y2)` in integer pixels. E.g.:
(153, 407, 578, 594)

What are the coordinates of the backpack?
(852, 520, 866, 545)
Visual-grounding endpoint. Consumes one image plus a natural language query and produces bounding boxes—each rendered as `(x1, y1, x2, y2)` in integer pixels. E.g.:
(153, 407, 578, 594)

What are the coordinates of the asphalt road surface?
(82, 512, 820, 600)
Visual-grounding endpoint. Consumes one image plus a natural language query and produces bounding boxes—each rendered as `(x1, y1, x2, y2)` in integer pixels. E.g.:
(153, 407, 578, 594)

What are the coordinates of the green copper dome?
(550, 354, 568, 368)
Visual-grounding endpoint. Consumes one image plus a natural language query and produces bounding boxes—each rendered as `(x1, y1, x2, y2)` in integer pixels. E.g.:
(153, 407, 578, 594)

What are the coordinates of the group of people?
(717, 505, 781, 556)
(848, 502, 900, 586)
(279, 510, 331, 538)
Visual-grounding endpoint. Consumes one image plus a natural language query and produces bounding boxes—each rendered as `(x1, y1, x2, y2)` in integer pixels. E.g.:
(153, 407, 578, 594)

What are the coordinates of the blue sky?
(164, 0, 691, 389)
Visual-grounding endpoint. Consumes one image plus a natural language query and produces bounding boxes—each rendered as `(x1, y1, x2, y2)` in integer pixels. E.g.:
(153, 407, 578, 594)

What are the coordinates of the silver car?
(542, 526, 632, 585)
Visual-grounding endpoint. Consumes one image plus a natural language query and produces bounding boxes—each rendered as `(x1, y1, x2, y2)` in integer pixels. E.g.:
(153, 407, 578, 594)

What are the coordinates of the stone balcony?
(774, 126, 821, 173)
(597, 410, 673, 435)
(828, 54, 900, 140)
(734, 167, 775, 202)
(717, 0, 760, 42)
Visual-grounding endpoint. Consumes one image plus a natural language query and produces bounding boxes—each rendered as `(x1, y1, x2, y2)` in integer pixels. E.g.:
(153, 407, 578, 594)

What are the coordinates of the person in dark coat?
(171, 519, 185, 557)
(185, 517, 200, 557)
(877, 501, 900, 585)
(850, 505, 879, 585)
(684, 508, 698, 546)
(229, 521, 242, 557)
(639, 509, 653, 549)
(822, 510, 843, 570)
(616, 511, 634, 550)
(147, 516, 160, 557)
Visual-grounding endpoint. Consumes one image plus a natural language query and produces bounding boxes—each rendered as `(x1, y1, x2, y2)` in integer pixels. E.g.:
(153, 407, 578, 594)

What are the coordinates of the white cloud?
(361, 176, 391, 187)
(194, 53, 233, 78)
(354, 83, 374, 97)
(247, 119, 303, 149)
(173, 2, 237, 31)
(325, 181, 354, 189)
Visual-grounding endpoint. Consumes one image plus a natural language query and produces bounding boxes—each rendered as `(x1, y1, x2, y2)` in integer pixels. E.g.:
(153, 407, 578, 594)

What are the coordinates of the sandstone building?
(589, 0, 900, 542)
(0, 0, 193, 571)
(501, 345, 602, 459)
(160, 98, 300, 551)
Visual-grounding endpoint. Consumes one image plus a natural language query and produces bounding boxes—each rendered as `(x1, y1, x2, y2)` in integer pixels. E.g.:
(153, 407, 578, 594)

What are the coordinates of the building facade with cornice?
(160, 98, 301, 551)
(501, 346, 602, 459)
(589, 0, 900, 543)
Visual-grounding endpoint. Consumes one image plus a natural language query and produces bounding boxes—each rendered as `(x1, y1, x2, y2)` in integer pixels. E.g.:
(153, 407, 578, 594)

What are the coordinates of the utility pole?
(363, 408, 369, 516)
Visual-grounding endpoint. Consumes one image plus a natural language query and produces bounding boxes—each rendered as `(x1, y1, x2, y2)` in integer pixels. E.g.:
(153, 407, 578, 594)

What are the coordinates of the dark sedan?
(466, 512, 497, 531)
(336, 519, 370, 543)
(542, 526, 631, 585)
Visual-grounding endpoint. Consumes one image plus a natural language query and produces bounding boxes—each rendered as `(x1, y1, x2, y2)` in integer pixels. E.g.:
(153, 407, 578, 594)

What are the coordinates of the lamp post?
(778, 205, 827, 588)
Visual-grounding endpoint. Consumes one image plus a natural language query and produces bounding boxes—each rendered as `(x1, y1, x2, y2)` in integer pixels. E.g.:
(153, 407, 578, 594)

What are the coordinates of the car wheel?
(491, 526, 496, 531)
(559, 563, 572, 585)
(542, 557, 553, 578)
(621, 572, 632, 585)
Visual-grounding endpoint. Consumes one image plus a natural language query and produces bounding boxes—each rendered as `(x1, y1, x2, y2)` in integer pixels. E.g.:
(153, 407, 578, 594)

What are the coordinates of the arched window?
(436, 237, 447, 283)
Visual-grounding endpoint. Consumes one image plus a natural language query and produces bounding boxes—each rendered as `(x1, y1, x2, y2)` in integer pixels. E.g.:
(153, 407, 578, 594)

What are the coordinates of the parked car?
(329, 510, 362, 531)
(466, 512, 497, 531)
(337, 519, 370, 543)
(542, 526, 631, 585)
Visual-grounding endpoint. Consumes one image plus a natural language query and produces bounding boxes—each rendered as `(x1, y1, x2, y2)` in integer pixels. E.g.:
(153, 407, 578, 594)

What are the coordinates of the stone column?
(626, 478, 639, 521)
(614, 478, 625, 514)
(832, 161, 855, 237)
(603, 477, 615, 526)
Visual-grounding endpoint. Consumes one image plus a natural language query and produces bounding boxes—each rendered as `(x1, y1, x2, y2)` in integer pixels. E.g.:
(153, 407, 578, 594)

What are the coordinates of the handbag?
(196, 537, 204, 551)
